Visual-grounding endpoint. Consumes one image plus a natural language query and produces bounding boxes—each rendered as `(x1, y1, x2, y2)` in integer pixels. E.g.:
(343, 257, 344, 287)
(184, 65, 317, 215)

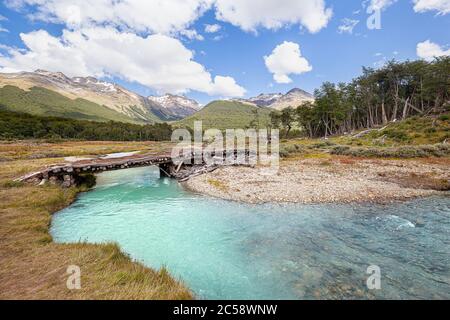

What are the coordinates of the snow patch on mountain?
(239, 88, 314, 110)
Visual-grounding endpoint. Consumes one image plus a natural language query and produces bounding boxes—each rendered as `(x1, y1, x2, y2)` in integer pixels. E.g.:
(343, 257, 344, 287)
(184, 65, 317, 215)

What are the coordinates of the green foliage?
(364, 113, 450, 145)
(291, 57, 450, 138)
(311, 140, 336, 149)
(383, 129, 411, 142)
(0, 85, 159, 123)
(279, 144, 306, 158)
(0, 109, 173, 141)
(176, 100, 271, 130)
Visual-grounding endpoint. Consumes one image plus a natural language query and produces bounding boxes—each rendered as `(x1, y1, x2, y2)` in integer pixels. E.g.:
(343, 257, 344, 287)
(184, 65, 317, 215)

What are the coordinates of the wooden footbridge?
(16, 148, 255, 187)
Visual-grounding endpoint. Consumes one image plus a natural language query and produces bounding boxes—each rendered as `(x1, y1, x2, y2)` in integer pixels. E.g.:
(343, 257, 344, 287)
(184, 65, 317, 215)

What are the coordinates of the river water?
(51, 167, 450, 299)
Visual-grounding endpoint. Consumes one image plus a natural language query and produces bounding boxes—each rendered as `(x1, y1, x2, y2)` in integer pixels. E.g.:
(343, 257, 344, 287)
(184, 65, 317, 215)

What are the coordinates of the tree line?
(0, 108, 173, 141)
(270, 57, 450, 138)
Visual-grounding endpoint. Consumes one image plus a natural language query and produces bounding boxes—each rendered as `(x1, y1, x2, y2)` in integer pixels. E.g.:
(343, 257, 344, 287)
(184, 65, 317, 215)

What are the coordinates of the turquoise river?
(51, 167, 450, 299)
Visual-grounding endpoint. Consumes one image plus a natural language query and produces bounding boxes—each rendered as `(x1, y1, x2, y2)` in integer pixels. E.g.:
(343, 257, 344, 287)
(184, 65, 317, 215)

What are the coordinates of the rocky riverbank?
(183, 157, 450, 204)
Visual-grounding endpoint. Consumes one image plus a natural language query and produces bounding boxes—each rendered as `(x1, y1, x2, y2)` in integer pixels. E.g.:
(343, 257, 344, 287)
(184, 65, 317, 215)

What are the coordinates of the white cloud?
(417, 40, 450, 61)
(0, 14, 8, 21)
(338, 18, 359, 34)
(5, 0, 214, 35)
(0, 27, 9, 33)
(212, 34, 224, 41)
(0, 28, 245, 97)
(204, 23, 221, 33)
(368, 0, 398, 11)
(7, 0, 333, 34)
(413, 0, 450, 14)
(180, 29, 204, 41)
(209, 76, 245, 96)
(214, 0, 332, 33)
(264, 41, 312, 84)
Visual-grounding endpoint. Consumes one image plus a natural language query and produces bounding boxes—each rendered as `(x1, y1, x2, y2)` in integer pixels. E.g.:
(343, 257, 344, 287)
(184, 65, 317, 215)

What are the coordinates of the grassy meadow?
(0, 140, 192, 299)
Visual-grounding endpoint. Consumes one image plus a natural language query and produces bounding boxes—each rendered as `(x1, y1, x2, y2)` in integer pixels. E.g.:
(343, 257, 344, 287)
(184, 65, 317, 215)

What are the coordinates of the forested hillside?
(0, 109, 172, 141)
(271, 57, 450, 138)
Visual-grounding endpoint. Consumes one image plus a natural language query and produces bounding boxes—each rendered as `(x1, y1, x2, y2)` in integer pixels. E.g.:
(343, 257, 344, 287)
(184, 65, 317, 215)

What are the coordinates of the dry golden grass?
(0, 141, 192, 300)
(0, 140, 175, 161)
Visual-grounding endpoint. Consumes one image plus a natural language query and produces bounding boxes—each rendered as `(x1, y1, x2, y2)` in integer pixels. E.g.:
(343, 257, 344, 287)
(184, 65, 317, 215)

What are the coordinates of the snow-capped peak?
(148, 94, 201, 110)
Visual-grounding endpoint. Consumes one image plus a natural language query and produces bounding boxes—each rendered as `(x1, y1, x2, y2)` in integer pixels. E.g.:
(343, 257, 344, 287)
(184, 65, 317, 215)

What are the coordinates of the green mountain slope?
(0, 85, 152, 124)
(176, 100, 271, 130)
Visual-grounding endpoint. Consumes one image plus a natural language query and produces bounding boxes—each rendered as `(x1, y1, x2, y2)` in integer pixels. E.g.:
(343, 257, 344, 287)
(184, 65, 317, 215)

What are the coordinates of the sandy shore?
(183, 157, 450, 204)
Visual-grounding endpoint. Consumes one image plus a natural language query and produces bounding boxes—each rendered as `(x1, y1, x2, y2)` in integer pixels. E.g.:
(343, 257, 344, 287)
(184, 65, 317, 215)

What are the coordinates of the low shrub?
(279, 144, 307, 158)
(311, 140, 336, 149)
(384, 130, 410, 142)
(331, 143, 450, 158)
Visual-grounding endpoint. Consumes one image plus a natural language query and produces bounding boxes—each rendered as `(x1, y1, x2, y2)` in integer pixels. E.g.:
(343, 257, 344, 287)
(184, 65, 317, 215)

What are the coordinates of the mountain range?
(0, 70, 314, 125)
(237, 88, 314, 110)
(0, 70, 200, 123)
(148, 94, 201, 121)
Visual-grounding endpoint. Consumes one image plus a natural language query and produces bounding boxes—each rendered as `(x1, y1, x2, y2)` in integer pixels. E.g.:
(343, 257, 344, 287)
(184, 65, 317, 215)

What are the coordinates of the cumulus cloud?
(204, 23, 221, 33)
(416, 40, 450, 61)
(209, 76, 245, 96)
(0, 28, 245, 97)
(368, 0, 398, 11)
(413, 0, 450, 14)
(6, 0, 332, 34)
(264, 41, 312, 84)
(5, 0, 214, 35)
(214, 0, 332, 33)
(338, 18, 359, 34)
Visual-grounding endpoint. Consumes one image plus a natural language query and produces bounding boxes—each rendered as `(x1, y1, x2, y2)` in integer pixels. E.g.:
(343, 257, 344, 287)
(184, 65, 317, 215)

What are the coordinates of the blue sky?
(0, 0, 449, 105)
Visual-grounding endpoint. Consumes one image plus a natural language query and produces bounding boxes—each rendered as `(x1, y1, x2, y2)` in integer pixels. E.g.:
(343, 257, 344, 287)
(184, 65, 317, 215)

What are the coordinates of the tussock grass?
(0, 180, 24, 188)
(330, 143, 450, 158)
(0, 141, 192, 300)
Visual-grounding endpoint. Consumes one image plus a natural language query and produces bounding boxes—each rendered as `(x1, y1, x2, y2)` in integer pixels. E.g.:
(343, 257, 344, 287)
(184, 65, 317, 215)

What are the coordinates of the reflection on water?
(51, 167, 450, 299)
